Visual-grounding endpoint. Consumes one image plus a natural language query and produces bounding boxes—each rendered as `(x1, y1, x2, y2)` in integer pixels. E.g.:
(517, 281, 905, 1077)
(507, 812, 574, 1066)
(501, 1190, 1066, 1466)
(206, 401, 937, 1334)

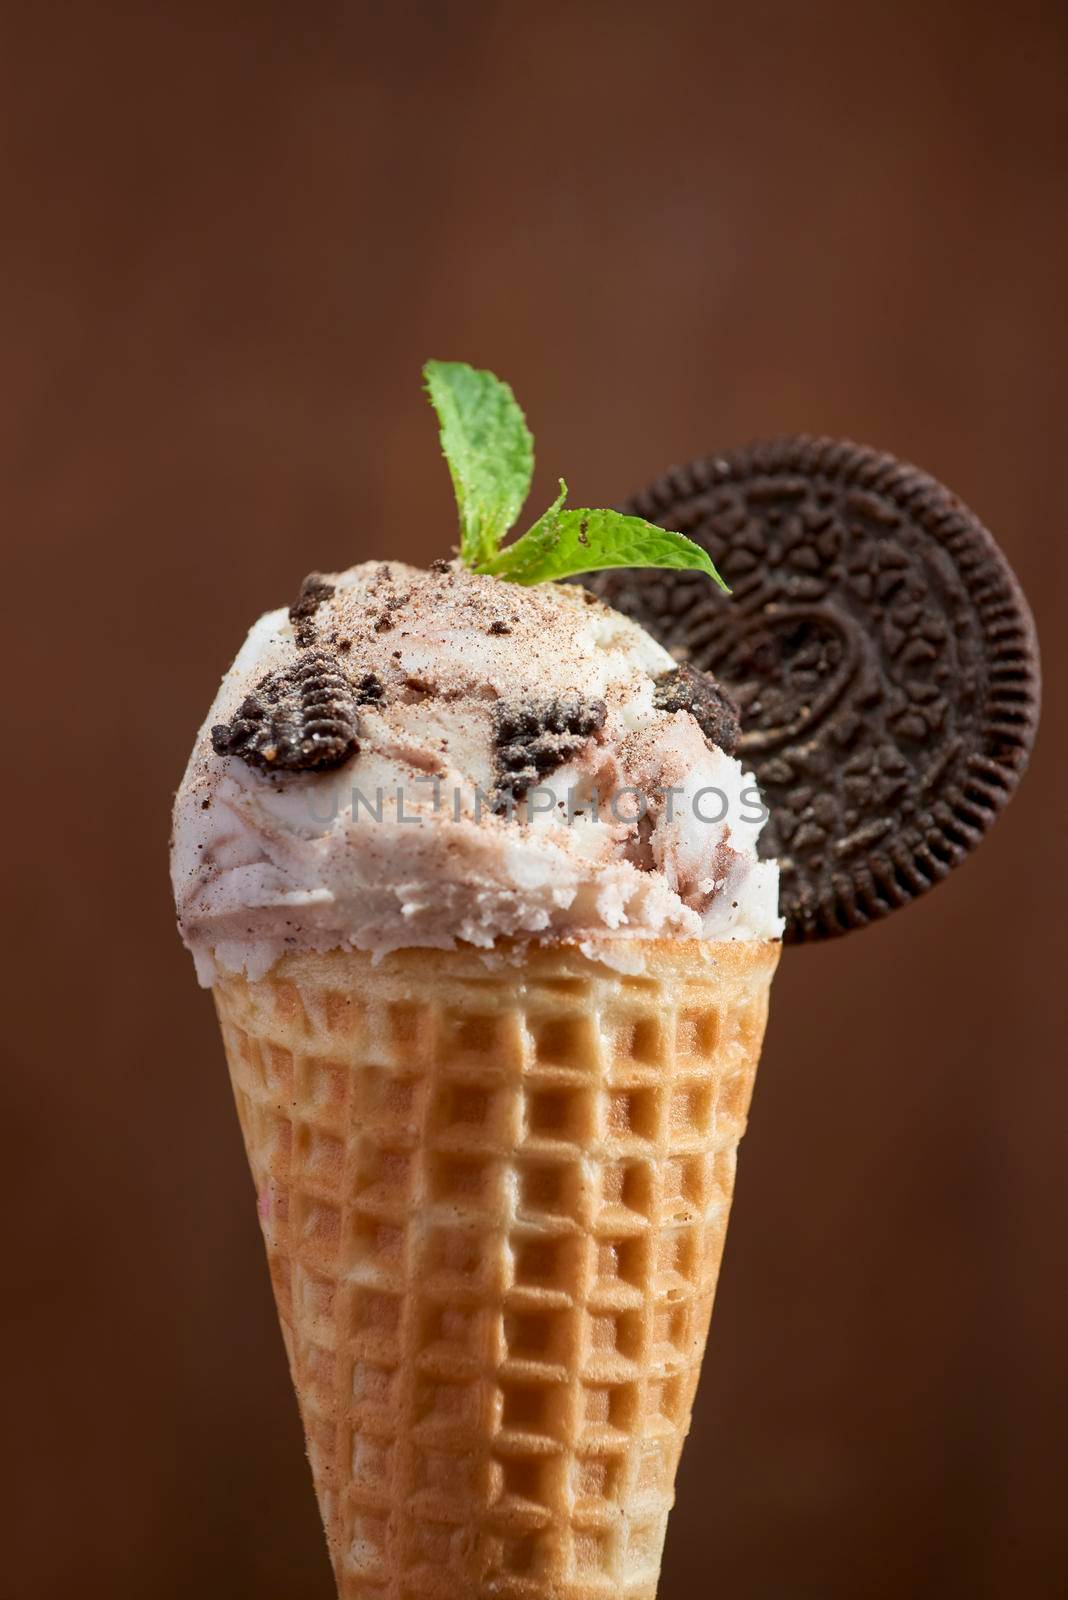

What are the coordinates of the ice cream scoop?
(172, 560, 782, 984)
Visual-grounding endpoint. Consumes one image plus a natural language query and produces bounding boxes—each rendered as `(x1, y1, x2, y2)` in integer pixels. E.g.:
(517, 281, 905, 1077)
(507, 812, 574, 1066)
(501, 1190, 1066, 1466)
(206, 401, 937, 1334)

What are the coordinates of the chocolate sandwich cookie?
(588, 437, 1040, 942)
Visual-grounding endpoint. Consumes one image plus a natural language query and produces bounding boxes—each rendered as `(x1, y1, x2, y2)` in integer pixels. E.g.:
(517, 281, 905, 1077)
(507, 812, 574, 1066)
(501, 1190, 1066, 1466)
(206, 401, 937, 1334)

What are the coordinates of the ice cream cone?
(214, 936, 778, 1598)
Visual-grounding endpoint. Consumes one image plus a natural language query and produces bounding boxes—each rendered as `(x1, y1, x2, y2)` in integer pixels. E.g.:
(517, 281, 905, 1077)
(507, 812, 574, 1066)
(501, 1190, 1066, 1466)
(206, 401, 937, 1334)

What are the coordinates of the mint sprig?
(423, 359, 728, 591)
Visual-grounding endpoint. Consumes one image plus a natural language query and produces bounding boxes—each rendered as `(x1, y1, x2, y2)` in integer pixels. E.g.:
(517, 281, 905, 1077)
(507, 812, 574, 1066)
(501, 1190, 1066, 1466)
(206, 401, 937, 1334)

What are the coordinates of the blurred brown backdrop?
(3, 3, 1066, 1596)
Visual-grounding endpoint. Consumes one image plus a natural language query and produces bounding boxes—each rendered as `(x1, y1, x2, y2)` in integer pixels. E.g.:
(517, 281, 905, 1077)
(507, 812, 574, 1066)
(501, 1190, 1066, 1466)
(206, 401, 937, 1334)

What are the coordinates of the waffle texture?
(214, 938, 779, 1599)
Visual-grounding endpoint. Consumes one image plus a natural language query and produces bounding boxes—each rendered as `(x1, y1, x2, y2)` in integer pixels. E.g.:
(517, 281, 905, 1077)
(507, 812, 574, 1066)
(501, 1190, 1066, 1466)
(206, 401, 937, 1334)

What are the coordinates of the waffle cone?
(214, 937, 779, 1598)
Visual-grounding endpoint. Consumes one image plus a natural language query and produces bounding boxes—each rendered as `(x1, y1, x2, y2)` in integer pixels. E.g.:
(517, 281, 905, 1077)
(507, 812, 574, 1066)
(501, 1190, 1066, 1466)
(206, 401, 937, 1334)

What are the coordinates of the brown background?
(3, 3, 1066, 1596)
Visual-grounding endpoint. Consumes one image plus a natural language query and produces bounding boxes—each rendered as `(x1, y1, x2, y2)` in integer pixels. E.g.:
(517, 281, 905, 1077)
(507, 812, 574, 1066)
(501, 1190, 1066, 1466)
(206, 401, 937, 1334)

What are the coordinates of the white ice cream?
(171, 561, 782, 983)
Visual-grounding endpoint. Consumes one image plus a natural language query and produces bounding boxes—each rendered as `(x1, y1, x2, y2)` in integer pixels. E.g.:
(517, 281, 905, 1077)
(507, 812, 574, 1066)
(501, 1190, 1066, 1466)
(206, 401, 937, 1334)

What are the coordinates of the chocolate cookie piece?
(494, 697, 608, 807)
(653, 665, 741, 756)
(588, 437, 1040, 942)
(288, 572, 336, 646)
(212, 649, 377, 774)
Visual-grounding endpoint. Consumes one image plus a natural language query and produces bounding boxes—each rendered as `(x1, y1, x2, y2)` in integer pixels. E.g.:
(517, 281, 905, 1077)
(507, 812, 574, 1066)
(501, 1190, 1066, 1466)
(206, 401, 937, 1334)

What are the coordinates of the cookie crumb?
(288, 573, 336, 647)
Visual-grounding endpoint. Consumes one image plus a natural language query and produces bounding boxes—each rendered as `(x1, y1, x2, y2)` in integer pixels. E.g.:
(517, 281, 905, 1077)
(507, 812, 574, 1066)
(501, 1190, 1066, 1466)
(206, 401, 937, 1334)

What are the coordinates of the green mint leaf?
(423, 360, 533, 567)
(484, 504, 729, 590)
(479, 478, 568, 578)
(421, 359, 728, 594)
